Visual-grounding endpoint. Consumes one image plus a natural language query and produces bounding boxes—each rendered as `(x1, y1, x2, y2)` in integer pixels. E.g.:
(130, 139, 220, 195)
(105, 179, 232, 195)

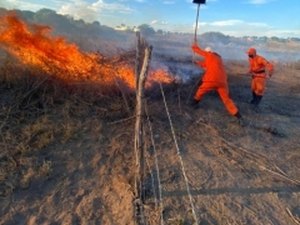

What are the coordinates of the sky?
(1, 0, 300, 38)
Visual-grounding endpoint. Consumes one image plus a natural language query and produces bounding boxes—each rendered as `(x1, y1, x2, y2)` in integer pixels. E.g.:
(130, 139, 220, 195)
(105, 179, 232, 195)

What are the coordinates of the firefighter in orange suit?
(247, 47, 274, 106)
(191, 43, 242, 120)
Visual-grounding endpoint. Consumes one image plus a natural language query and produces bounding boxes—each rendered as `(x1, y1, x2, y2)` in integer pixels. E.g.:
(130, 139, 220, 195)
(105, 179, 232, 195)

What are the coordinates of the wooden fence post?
(134, 35, 152, 224)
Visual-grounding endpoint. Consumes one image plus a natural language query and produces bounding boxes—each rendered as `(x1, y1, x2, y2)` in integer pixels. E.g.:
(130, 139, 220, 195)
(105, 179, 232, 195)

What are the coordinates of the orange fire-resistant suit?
(247, 48, 274, 97)
(192, 44, 239, 116)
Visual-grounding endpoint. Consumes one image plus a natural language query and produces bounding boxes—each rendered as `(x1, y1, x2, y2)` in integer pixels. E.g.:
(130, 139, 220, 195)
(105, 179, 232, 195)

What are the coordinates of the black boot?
(190, 99, 200, 109)
(250, 92, 257, 104)
(252, 95, 263, 113)
(234, 111, 242, 119)
(234, 111, 246, 126)
(254, 95, 263, 106)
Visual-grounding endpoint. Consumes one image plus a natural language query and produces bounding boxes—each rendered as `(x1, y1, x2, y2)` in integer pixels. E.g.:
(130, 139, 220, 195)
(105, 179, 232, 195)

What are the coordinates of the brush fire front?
(0, 14, 175, 92)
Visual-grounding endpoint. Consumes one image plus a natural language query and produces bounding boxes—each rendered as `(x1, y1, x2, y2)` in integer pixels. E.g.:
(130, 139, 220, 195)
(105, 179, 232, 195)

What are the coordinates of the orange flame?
(0, 14, 174, 90)
(147, 69, 175, 88)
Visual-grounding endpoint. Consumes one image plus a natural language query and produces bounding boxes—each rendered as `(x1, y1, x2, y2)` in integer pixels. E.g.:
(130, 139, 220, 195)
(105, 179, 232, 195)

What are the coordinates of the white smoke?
(57, 0, 133, 23)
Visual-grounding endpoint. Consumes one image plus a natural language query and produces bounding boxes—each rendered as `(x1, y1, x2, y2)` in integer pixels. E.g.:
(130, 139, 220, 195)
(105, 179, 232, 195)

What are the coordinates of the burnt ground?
(0, 61, 300, 225)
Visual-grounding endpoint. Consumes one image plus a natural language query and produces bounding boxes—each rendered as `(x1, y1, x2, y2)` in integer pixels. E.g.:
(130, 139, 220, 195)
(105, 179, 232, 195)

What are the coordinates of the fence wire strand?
(145, 101, 165, 225)
(159, 83, 199, 224)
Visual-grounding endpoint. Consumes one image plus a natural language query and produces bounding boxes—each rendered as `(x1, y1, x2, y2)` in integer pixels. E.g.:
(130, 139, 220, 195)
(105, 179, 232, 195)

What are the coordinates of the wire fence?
(135, 82, 300, 225)
(133, 34, 300, 225)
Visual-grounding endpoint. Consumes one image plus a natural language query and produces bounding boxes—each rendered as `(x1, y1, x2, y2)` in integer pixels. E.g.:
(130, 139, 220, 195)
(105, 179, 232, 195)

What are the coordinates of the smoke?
(2, 7, 300, 75)
(58, 2, 98, 22)
(57, 0, 133, 23)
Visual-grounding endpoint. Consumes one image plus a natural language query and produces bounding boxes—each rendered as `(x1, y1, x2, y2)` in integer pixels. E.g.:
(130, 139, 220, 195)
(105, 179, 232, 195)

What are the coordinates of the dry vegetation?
(0, 56, 300, 225)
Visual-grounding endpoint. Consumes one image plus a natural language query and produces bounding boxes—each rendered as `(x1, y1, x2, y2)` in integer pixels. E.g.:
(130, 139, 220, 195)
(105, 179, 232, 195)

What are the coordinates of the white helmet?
(204, 46, 212, 52)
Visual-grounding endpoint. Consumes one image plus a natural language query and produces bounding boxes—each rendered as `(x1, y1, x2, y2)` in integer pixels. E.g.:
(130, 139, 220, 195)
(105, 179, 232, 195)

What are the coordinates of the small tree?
(137, 24, 155, 36)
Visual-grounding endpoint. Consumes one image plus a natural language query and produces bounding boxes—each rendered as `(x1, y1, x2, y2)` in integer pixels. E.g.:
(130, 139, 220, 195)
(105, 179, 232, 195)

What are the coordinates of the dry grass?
(0, 57, 299, 225)
(0, 59, 134, 217)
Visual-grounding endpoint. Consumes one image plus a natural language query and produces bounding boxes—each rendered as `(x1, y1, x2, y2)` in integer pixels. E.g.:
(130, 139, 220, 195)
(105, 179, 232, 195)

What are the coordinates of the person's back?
(202, 52, 227, 84)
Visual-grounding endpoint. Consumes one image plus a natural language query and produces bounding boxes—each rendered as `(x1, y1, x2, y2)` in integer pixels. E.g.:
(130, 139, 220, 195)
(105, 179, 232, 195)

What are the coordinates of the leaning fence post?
(135, 32, 141, 92)
(134, 39, 152, 224)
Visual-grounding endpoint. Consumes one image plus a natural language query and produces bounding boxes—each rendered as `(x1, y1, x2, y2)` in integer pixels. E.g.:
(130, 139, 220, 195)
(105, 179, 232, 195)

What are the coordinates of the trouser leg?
(194, 82, 214, 102)
(217, 85, 239, 116)
(251, 77, 266, 106)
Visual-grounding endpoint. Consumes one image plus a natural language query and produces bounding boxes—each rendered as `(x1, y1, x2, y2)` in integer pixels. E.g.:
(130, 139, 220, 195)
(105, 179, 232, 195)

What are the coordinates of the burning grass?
(0, 14, 175, 92)
(0, 16, 176, 209)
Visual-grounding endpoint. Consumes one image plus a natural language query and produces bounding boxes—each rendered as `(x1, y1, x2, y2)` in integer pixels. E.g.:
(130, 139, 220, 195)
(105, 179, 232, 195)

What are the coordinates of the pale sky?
(1, 0, 300, 38)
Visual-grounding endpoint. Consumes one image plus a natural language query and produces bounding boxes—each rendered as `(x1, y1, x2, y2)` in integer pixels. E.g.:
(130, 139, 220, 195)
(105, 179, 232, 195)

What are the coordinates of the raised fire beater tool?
(187, 0, 207, 104)
(193, 0, 206, 42)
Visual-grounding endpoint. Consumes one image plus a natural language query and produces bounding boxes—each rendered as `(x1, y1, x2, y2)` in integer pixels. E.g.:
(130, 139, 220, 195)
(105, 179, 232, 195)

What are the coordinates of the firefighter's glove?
(192, 43, 199, 52)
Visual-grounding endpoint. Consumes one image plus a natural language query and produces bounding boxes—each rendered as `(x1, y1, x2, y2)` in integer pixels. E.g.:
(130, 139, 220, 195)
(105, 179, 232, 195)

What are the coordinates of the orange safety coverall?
(248, 55, 274, 96)
(192, 45, 238, 116)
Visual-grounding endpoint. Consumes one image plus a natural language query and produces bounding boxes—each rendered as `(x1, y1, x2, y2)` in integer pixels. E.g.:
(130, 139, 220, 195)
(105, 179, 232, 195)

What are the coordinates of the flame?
(0, 14, 174, 90)
(147, 69, 175, 88)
